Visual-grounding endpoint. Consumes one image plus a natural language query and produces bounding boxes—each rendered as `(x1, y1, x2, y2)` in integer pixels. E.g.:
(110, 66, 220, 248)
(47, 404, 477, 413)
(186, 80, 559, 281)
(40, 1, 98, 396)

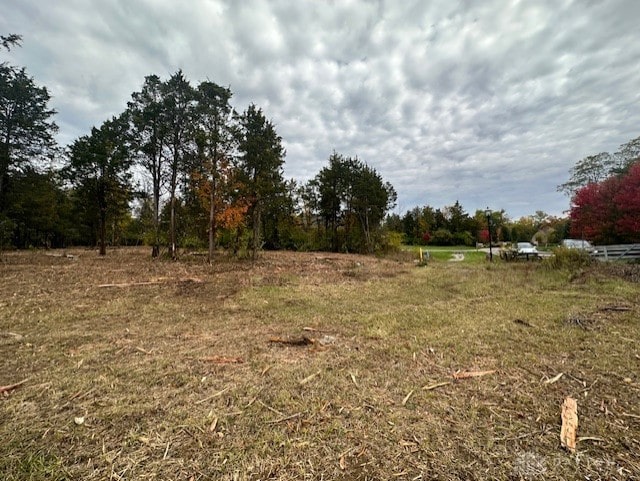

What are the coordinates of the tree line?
(1, 35, 396, 259)
(384, 201, 569, 247)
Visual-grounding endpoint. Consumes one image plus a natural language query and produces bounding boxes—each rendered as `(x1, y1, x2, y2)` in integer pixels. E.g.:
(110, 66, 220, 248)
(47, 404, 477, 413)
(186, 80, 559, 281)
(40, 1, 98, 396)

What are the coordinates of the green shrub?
(543, 246, 594, 270)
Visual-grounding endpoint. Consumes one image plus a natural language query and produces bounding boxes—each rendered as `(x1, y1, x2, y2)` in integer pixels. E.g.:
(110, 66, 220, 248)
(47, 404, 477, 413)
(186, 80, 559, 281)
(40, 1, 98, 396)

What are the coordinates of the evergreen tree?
(237, 104, 285, 259)
(65, 116, 132, 255)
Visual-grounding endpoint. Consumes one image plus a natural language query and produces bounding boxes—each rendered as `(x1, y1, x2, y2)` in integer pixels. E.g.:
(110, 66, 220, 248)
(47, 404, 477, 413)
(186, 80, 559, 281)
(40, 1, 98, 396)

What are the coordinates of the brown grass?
(1, 247, 639, 480)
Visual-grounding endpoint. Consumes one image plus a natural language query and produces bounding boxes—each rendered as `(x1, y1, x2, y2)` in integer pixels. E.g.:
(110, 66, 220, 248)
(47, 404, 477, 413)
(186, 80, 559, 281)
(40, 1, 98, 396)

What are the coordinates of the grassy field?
(1, 248, 639, 480)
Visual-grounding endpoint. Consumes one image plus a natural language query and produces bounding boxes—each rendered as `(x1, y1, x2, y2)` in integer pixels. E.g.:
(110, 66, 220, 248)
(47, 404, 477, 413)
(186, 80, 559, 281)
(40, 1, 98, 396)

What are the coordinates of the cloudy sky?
(3, 0, 640, 218)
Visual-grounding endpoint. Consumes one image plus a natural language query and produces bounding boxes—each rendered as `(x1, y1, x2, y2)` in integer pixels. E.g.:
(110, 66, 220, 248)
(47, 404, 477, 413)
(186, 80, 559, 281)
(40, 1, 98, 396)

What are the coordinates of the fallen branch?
(578, 436, 604, 443)
(266, 412, 302, 424)
(422, 381, 450, 391)
(199, 355, 244, 364)
(453, 370, 495, 380)
(0, 378, 28, 394)
(195, 387, 230, 405)
(98, 281, 161, 288)
(560, 397, 578, 453)
(621, 412, 640, 420)
(599, 305, 631, 312)
(98, 277, 203, 288)
(269, 336, 315, 346)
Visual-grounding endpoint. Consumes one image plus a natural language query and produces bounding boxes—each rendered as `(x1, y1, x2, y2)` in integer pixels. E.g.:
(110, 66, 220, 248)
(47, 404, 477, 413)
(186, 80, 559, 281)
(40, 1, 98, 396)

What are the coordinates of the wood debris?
(560, 397, 578, 453)
(453, 370, 495, 380)
(599, 305, 631, 312)
(299, 370, 321, 385)
(422, 381, 450, 391)
(401, 390, 414, 406)
(269, 335, 315, 346)
(266, 412, 302, 424)
(545, 373, 564, 385)
(98, 277, 203, 288)
(0, 378, 28, 394)
(514, 318, 534, 327)
(199, 355, 244, 364)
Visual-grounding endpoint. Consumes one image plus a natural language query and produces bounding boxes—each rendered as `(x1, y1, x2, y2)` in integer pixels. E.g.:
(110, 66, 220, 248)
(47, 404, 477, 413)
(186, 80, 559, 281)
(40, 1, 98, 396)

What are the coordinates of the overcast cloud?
(3, 0, 640, 218)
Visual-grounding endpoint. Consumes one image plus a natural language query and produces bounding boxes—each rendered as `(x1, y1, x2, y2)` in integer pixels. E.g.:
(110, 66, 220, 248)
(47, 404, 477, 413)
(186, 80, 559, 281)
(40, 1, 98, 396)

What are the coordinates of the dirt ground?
(1, 248, 639, 480)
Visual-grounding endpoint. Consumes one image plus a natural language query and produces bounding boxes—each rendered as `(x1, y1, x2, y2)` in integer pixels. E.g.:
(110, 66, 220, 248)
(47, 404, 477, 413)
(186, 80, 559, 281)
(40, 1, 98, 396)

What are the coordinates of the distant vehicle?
(561, 239, 597, 254)
(516, 242, 538, 255)
(499, 242, 540, 261)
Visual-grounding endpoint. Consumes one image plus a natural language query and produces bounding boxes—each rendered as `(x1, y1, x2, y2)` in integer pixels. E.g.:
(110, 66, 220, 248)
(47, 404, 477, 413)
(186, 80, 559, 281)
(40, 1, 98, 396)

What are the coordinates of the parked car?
(499, 242, 540, 261)
(516, 242, 538, 255)
(561, 239, 597, 254)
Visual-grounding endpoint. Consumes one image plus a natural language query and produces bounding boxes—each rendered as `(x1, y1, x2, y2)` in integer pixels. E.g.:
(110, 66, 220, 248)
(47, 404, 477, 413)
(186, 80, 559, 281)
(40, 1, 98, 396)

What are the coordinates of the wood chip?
(349, 372, 358, 387)
(453, 370, 495, 380)
(401, 390, 414, 406)
(299, 370, 321, 385)
(560, 397, 578, 453)
(209, 416, 218, 432)
(545, 373, 564, 385)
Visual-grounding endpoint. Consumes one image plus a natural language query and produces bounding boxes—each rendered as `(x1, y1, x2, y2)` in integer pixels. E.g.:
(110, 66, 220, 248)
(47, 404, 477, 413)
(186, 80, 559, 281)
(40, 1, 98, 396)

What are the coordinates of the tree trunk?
(169, 192, 176, 260)
(208, 180, 215, 264)
(152, 180, 160, 258)
(251, 202, 261, 261)
(99, 206, 107, 256)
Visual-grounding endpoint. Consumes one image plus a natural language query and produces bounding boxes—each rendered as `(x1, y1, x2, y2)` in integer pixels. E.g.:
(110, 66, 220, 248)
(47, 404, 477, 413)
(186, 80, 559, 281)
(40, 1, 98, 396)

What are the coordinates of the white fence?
(594, 244, 640, 261)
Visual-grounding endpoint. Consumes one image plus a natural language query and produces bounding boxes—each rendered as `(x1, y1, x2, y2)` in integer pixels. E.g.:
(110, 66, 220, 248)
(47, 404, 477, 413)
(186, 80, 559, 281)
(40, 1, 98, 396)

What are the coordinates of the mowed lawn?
(1, 248, 639, 480)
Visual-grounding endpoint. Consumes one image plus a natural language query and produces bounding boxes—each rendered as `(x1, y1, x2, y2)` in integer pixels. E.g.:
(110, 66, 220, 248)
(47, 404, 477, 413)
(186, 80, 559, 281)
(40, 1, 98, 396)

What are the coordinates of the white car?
(515, 242, 538, 255)
(561, 239, 597, 254)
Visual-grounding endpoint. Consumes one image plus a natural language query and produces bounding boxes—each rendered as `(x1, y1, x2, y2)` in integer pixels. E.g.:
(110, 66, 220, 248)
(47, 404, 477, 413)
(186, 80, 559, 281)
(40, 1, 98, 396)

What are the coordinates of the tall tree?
(162, 71, 195, 259)
(192, 81, 235, 263)
(348, 160, 397, 252)
(315, 153, 396, 252)
(66, 116, 132, 255)
(0, 64, 57, 205)
(237, 104, 285, 259)
(128, 75, 168, 257)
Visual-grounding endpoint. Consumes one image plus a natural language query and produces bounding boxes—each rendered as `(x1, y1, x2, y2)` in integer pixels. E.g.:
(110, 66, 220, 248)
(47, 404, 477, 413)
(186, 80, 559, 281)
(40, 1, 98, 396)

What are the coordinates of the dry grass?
(1, 248, 639, 480)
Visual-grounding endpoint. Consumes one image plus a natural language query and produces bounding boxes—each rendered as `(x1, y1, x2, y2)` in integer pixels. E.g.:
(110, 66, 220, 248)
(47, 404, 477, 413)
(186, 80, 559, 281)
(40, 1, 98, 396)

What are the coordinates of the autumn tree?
(191, 81, 236, 263)
(570, 163, 640, 244)
(237, 104, 285, 259)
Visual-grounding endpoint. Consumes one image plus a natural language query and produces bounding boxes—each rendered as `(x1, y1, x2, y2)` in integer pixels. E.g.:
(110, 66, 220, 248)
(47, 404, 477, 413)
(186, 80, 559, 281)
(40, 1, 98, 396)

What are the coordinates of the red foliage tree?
(613, 162, 640, 242)
(570, 162, 640, 244)
(478, 229, 490, 244)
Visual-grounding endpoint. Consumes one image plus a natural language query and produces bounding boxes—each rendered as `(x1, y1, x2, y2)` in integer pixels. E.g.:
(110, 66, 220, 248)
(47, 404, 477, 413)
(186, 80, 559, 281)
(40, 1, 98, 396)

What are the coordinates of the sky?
(3, 0, 640, 219)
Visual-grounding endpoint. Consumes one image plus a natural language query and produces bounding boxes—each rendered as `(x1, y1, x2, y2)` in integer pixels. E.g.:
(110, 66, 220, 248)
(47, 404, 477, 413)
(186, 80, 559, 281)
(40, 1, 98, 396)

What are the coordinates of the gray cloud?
(3, 0, 639, 218)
